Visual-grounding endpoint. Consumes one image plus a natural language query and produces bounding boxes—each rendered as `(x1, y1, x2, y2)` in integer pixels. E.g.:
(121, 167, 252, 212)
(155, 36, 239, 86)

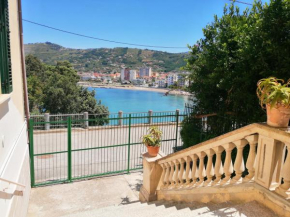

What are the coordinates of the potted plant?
(257, 77, 290, 127)
(141, 126, 162, 157)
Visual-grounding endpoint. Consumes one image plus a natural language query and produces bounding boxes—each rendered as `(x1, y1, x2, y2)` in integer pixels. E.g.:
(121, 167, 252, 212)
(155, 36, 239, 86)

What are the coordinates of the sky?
(22, 0, 256, 53)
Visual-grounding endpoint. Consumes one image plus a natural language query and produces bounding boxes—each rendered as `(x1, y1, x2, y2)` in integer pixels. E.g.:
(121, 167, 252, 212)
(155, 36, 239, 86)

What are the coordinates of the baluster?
(244, 135, 258, 182)
(232, 139, 248, 183)
(196, 152, 206, 186)
(213, 146, 224, 185)
(169, 161, 175, 188)
(173, 160, 180, 187)
(204, 149, 215, 186)
(189, 154, 198, 187)
(275, 143, 290, 199)
(184, 156, 192, 185)
(163, 163, 170, 189)
(159, 163, 166, 189)
(221, 143, 235, 184)
(178, 158, 185, 187)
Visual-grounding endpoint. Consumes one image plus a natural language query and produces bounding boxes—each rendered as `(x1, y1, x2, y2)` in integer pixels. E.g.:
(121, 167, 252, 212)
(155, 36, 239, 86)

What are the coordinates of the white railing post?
(148, 110, 153, 124)
(44, 113, 50, 130)
(118, 111, 123, 126)
(83, 112, 89, 129)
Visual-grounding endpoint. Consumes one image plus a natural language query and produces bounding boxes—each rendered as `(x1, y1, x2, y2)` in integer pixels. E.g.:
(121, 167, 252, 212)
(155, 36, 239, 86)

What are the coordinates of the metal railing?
(29, 110, 185, 187)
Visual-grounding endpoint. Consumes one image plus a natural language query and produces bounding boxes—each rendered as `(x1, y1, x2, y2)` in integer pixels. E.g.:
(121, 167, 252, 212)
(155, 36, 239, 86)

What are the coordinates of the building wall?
(139, 67, 152, 78)
(0, 0, 31, 216)
(129, 70, 136, 81)
(121, 68, 130, 81)
(167, 74, 178, 86)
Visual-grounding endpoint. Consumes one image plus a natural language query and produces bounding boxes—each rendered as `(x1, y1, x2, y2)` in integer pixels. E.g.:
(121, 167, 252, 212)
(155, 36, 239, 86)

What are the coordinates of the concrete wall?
(0, 0, 31, 216)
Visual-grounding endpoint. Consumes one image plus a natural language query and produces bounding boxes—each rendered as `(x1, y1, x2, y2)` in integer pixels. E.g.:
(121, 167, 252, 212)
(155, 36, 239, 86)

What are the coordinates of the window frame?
(0, 0, 12, 94)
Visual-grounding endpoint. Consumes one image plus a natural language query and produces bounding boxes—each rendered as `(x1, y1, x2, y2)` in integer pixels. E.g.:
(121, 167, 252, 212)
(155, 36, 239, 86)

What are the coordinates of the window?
(0, 0, 12, 94)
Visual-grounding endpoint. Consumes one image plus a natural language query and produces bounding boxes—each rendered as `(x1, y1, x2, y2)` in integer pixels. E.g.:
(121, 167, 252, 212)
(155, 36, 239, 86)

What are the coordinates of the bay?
(89, 87, 189, 114)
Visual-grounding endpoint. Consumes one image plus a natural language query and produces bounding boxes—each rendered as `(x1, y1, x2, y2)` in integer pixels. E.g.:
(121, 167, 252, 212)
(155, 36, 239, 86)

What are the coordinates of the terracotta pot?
(266, 104, 290, 128)
(147, 146, 160, 157)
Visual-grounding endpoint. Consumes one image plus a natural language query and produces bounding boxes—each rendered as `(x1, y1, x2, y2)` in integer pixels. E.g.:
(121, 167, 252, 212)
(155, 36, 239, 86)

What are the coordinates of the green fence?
(29, 111, 185, 187)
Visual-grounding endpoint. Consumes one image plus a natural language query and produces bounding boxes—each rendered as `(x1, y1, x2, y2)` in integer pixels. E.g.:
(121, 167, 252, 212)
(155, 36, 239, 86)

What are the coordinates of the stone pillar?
(139, 152, 165, 202)
(255, 134, 285, 189)
(44, 113, 50, 130)
(83, 112, 89, 129)
(118, 111, 123, 126)
(148, 110, 153, 124)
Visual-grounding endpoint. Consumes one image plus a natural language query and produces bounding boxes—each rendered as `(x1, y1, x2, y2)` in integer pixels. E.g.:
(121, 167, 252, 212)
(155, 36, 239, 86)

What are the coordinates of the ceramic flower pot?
(266, 104, 290, 128)
(147, 146, 160, 157)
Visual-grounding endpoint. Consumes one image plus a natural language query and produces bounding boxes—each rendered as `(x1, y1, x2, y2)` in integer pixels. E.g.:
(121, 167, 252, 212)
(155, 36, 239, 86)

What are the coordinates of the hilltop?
(24, 42, 188, 73)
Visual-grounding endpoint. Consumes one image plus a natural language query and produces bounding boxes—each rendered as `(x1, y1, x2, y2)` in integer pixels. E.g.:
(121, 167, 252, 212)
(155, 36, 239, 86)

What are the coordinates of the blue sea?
(88, 87, 189, 114)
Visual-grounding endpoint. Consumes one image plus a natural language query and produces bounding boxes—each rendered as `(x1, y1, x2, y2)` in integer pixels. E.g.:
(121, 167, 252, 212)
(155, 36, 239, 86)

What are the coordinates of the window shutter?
(0, 0, 12, 94)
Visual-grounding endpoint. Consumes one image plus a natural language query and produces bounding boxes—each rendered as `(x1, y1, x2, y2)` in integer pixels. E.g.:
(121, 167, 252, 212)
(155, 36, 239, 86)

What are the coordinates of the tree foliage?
(26, 54, 109, 118)
(181, 0, 290, 147)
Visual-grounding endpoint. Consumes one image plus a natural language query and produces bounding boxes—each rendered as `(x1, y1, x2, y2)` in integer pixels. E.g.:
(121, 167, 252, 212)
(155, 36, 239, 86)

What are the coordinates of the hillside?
(24, 42, 188, 73)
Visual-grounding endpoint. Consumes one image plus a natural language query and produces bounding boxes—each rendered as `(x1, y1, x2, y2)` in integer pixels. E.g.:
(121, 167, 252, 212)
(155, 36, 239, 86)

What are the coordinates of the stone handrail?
(140, 123, 290, 202)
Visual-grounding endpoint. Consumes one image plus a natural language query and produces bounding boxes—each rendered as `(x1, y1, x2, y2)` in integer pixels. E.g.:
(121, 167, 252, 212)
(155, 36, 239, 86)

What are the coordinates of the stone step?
(198, 201, 276, 217)
(64, 200, 277, 217)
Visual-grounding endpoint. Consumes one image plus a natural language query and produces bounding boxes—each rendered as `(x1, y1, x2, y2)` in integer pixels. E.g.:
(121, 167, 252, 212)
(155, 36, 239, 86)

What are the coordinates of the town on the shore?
(77, 67, 190, 89)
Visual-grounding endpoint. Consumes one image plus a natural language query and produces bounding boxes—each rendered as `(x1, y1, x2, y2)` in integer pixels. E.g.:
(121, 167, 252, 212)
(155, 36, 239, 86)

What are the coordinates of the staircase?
(65, 200, 276, 217)
(139, 123, 290, 217)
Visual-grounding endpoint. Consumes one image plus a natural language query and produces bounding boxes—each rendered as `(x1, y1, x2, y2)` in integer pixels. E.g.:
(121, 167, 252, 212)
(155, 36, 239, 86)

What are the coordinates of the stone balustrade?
(140, 123, 290, 205)
(158, 135, 258, 190)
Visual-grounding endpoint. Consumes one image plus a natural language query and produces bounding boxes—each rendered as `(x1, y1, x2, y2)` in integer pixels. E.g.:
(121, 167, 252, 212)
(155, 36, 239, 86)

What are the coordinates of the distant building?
(167, 73, 178, 87)
(157, 79, 167, 88)
(80, 72, 95, 81)
(121, 68, 130, 81)
(132, 79, 146, 85)
(102, 76, 113, 84)
(177, 74, 189, 87)
(129, 70, 137, 81)
(139, 67, 152, 78)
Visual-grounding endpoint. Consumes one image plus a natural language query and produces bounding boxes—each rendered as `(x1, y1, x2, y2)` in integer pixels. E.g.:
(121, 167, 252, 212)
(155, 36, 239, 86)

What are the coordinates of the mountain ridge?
(24, 42, 188, 73)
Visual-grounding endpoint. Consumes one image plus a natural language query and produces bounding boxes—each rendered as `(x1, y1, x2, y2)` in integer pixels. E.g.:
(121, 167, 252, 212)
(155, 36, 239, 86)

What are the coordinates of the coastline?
(78, 82, 192, 96)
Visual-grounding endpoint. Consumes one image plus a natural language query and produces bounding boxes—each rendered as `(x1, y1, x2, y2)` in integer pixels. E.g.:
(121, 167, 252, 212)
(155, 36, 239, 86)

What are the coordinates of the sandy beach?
(78, 82, 192, 96)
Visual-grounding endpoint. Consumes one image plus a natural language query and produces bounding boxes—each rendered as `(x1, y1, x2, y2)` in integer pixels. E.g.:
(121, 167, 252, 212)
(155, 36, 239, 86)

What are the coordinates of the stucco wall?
(0, 0, 30, 216)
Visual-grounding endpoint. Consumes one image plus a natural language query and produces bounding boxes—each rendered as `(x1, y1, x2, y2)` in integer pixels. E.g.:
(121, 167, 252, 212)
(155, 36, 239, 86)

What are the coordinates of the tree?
(26, 56, 109, 122)
(181, 0, 290, 147)
(25, 54, 44, 77)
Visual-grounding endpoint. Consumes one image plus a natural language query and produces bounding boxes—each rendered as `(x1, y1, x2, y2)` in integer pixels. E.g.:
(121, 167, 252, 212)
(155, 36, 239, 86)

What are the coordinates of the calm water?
(88, 87, 189, 113)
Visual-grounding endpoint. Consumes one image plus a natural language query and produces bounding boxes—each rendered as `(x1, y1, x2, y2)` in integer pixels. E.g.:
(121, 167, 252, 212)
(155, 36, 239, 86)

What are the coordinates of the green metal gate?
(29, 111, 184, 187)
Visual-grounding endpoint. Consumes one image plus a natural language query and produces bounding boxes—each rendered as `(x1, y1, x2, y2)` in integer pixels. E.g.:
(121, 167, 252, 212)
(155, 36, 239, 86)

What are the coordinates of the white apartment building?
(178, 74, 190, 87)
(157, 79, 167, 88)
(129, 70, 136, 81)
(132, 78, 146, 85)
(0, 0, 31, 216)
(139, 67, 152, 78)
(167, 73, 178, 87)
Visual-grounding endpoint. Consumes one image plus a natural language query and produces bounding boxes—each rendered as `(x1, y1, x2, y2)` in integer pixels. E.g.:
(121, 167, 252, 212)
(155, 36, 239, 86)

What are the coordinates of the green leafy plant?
(141, 126, 162, 147)
(257, 77, 290, 109)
